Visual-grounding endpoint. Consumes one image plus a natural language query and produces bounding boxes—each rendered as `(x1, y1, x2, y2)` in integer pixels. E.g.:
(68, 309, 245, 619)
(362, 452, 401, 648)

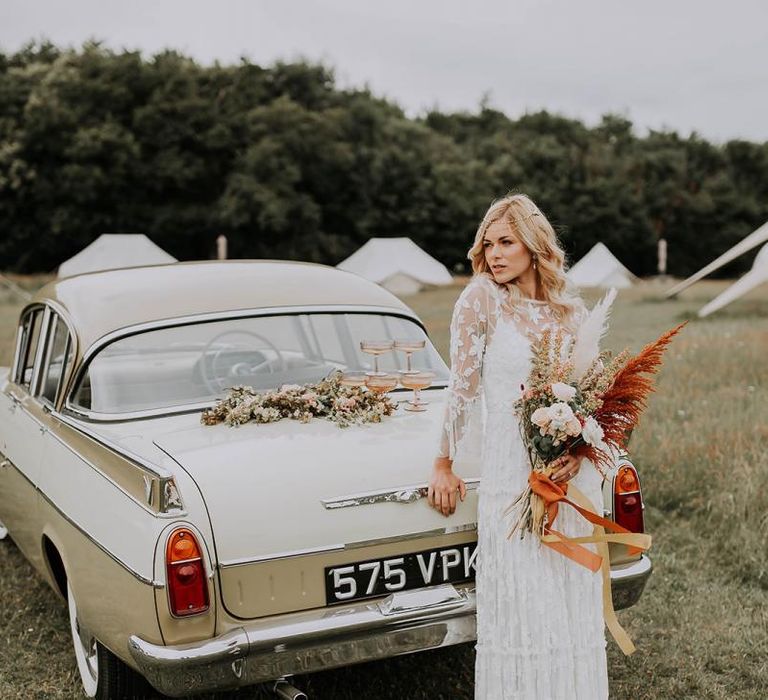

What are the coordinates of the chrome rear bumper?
(129, 555, 652, 697)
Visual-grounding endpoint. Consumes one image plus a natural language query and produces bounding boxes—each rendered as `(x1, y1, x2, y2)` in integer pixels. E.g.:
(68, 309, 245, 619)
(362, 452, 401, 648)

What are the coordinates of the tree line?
(1, 41, 766, 276)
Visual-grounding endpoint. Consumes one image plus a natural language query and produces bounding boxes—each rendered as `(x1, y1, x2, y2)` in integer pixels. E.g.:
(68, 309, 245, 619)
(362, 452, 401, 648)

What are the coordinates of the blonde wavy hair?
(468, 193, 581, 325)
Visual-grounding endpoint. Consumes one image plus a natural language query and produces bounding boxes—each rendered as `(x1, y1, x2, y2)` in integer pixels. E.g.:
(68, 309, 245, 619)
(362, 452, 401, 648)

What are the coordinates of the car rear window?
(70, 312, 447, 416)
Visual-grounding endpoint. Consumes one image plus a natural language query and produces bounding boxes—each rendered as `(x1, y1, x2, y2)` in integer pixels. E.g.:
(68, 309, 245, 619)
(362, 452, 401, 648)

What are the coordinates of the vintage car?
(0, 261, 651, 699)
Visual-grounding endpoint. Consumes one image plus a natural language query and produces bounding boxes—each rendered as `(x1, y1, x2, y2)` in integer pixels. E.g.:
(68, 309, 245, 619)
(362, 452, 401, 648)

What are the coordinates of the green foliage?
(1, 41, 767, 274)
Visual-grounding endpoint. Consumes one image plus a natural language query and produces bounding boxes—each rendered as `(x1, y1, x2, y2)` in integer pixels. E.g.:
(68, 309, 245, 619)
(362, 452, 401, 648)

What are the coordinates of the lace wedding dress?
(438, 274, 609, 700)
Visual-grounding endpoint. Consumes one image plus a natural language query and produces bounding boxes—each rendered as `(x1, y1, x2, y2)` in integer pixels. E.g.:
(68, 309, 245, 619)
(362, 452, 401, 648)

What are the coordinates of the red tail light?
(613, 464, 645, 534)
(166, 528, 209, 617)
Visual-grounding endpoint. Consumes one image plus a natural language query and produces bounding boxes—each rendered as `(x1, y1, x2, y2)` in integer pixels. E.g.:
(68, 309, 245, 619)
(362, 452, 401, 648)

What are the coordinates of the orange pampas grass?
(572, 322, 687, 469)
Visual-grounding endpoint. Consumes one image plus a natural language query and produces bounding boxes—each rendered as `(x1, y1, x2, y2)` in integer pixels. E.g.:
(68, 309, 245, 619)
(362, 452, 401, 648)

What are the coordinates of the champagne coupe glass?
(340, 371, 367, 388)
(360, 340, 394, 376)
(393, 338, 426, 374)
(364, 372, 399, 395)
(400, 371, 435, 412)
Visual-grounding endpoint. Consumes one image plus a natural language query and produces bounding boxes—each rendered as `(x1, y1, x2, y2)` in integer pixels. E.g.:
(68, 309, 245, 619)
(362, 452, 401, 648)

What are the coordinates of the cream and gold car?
(0, 261, 651, 699)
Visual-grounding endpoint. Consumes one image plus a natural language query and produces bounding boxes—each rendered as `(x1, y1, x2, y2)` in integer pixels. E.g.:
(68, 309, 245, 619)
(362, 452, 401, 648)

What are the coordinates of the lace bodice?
(437, 275, 584, 459)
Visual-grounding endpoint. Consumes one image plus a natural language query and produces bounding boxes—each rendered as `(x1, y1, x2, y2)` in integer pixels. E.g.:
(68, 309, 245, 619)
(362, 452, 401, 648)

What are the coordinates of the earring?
(532, 256, 538, 270)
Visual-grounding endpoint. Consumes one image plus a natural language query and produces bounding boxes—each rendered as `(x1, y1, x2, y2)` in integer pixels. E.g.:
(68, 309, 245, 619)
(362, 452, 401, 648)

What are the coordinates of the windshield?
(71, 312, 448, 415)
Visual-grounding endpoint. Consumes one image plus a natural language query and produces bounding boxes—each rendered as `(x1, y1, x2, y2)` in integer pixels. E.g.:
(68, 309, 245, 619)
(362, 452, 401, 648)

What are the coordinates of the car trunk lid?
(153, 396, 481, 618)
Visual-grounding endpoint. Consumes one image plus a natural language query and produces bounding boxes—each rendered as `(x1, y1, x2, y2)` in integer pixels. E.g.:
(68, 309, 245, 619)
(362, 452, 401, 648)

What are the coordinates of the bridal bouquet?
(507, 290, 685, 539)
(505, 291, 682, 656)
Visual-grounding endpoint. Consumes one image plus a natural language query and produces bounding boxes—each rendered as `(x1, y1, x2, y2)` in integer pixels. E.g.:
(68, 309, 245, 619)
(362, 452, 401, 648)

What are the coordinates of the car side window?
(39, 313, 73, 406)
(15, 308, 44, 390)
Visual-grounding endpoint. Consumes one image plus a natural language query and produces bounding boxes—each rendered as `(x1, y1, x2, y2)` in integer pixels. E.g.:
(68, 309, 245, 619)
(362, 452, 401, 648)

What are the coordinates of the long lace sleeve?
(437, 277, 500, 460)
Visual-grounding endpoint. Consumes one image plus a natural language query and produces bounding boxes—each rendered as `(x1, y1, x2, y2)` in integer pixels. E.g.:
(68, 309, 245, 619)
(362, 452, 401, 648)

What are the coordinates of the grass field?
(0, 274, 766, 699)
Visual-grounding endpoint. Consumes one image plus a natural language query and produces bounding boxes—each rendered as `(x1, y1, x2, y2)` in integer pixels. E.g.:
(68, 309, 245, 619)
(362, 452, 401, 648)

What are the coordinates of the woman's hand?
(550, 452, 582, 483)
(428, 457, 467, 517)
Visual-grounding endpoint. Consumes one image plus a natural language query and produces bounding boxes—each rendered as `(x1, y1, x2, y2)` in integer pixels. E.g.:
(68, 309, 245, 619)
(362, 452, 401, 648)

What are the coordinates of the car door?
(0, 305, 50, 565)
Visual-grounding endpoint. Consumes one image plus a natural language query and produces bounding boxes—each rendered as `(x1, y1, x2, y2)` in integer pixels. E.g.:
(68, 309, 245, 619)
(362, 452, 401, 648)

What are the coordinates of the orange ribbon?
(528, 471, 642, 568)
(527, 471, 653, 655)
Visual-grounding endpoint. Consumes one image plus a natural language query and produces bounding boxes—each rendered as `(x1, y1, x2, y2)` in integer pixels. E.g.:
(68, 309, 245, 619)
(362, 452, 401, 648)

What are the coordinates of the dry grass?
(1, 274, 767, 698)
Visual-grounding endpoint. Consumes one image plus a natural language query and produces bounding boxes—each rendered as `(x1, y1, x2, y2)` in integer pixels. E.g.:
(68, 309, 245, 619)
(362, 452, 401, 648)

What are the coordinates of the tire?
(67, 581, 152, 699)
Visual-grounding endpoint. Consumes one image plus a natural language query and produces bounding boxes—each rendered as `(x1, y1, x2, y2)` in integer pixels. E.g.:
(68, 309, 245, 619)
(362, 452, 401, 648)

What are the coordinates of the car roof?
(33, 260, 416, 353)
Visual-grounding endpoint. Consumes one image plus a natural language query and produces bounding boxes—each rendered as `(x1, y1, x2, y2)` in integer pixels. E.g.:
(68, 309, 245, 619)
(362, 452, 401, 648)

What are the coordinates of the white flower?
(565, 416, 582, 437)
(531, 406, 551, 428)
(581, 417, 605, 446)
(549, 402, 575, 424)
(539, 402, 576, 438)
(551, 382, 576, 402)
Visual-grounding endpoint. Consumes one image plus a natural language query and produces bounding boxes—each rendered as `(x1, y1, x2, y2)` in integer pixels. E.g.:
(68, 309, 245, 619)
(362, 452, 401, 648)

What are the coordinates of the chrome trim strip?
(53, 412, 174, 480)
(63, 305, 431, 422)
(321, 478, 480, 509)
(2, 454, 162, 588)
(66, 400, 217, 423)
(30, 307, 52, 397)
(219, 522, 478, 568)
(221, 544, 346, 567)
(350, 522, 478, 550)
(45, 410, 186, 518)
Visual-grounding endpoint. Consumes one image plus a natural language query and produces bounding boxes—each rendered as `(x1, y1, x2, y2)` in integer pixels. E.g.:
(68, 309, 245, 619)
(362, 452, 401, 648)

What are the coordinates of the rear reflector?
(166, 528, 209, 617)
(613, 465, 645, 534)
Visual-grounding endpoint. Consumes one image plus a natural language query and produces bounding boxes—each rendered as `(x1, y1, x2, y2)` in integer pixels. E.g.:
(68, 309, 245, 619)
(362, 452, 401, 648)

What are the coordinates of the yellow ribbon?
(541, 484, 652, 655)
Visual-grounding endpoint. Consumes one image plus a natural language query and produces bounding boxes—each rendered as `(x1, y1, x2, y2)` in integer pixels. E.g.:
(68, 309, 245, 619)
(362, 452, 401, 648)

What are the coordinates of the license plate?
(325, 542, 478, 605)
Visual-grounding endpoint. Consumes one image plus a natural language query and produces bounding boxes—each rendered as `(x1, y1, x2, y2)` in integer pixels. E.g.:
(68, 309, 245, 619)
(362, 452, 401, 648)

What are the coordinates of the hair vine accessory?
(512, 212, 540, 224)
(482, 210, 541, 230)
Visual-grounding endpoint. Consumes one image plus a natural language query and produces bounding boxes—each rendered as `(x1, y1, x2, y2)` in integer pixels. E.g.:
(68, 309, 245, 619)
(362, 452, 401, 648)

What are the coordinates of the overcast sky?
(2, 0, 767, 143)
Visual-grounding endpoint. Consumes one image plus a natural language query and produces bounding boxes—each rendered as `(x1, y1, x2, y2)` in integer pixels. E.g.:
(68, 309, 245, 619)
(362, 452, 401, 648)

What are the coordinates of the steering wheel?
(200, 330, 287, 395)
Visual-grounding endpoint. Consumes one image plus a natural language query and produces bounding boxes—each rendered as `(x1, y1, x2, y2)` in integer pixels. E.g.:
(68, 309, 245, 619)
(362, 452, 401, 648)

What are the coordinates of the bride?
(428, 193, 609, 699)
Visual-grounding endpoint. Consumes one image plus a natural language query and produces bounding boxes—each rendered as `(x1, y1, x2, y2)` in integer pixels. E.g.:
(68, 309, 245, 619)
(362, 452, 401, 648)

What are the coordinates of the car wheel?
(67, 581, 151, 699)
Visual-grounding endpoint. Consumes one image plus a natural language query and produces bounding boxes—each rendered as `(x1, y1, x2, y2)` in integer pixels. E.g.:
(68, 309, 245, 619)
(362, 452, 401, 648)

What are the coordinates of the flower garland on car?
(200, 371, 396, 428)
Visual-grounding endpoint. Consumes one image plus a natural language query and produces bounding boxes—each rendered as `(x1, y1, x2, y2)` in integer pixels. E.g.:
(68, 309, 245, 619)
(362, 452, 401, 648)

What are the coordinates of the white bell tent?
(698, 242, 768, 317)
(665, 221, 768, 298)
(337, 237, 453, 295)
(566, 242, 636, 289)
(58, 234, 177, 278)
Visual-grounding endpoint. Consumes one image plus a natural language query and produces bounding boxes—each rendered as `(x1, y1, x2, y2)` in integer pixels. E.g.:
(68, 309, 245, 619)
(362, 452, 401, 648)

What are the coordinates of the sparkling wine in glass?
(340, 371, 367, 388)
(394, 338, 426, 374)
(364, 372, 399, 394)
(360, 340, 394, 376)
(400, 371, 435, 411)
